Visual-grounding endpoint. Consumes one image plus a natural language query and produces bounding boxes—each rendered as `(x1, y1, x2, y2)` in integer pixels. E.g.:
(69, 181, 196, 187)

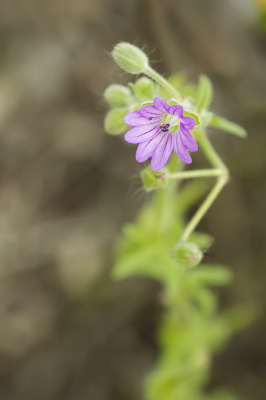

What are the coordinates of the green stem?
(144, 65, 182, 101)
(156, 157, 183, 234)
(180, 130, 229, 241)
(196, 130, 225, 169)
(181, 173, 228, 241)
(168, 169, 222, 180)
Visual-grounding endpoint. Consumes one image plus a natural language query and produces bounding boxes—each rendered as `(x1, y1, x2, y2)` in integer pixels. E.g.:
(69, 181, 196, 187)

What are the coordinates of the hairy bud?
(175, 242, 203, 269)
(112, 43, 149, 74)
(141, 166, 169, 192)
(104, 84, 133, 107)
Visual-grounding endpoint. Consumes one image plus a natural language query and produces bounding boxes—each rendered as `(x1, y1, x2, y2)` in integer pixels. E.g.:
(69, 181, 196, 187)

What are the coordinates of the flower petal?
(153, 97, 170, 113)
(139, 105, 163, 118)
(180, 116, 195, 130)
(173, 131, 192, 164)
(125, 124, 159, 144)
(179, 126, 198, 152)
(151, 133, 173, 171)
(124, 111, 151, 126)
(168, 104, 184, 118)
(135, 134, 165, 163)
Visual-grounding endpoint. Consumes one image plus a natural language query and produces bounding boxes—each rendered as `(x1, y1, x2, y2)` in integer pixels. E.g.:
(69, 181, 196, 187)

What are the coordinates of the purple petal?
(179, 126, 198, 152)
(125, 124, 160, 144)
(135, 134, 166, 163)
(153, 97, 170, 113)
(150, 133, 173, 171)
(173, 132, 192, 164)
(180, 116, 195, 130)
(135, 142, 155, 163)
(124, 111, 157, 127)
(139, 105, 163, 118)
(168, 104, 184, 118)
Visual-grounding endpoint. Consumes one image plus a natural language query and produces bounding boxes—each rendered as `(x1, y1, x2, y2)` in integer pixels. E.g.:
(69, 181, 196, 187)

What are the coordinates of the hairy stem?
(196, 130, 226, 169)
(168, 169, 222, 180)
(181, 130, 229, 241)
(144, 65, 182, 101)
(181, 172, 228, 241)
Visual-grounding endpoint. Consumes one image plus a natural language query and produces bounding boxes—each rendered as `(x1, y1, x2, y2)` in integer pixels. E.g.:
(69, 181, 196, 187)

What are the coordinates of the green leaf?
(206, 390, 238, 400)
(188, 232, 214, 252)
(112, 246, 165, 281)
(104, 108, 128, 135)
(210, 114, 247, 138)
(190, 265, 233, 286)
(222, 302, 261, 334)
(168, 72, 187, 90)
(196, 75, 213, 111)
(168, 72, 197, 100)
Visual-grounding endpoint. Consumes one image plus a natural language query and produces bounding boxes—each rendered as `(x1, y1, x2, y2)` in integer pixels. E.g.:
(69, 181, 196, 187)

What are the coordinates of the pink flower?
(124, 97, 198, 171)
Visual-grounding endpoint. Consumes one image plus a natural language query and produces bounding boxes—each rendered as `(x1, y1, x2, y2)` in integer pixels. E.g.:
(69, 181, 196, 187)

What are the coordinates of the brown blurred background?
(0, 0, 265, 399)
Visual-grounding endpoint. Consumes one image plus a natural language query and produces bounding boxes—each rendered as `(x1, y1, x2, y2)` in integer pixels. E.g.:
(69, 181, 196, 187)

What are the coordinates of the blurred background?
(0, 0, 265, 399)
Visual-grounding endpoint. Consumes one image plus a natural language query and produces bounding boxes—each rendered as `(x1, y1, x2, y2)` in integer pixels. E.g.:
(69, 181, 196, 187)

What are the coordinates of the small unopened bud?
(112, 43, 149, 74)
(104, 108, 127, 135)
(129, 77, 154, 101)
(141, 166, 169, 192)
(175, 242, 203, 269)
(104, 84, 133, 107)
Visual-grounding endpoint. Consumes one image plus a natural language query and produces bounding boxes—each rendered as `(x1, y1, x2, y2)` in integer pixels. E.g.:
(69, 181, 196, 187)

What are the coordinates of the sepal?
(141, 166, 169, 192)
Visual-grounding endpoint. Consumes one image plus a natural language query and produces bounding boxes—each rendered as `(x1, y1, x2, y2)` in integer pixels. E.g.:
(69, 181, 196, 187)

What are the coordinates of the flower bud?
(104, 108, 127, 135)
(104, 84, 133, 107)
(129, 77, 154, 101)
(112, 43, 149, 74)
(141, 166, 169, 192)
(175, 242, 203, 269)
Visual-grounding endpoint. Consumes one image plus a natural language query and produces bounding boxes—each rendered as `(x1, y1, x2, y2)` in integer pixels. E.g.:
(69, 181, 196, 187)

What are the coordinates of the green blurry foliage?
(196, 75, 213, 112)
(111, 168, 253, 400)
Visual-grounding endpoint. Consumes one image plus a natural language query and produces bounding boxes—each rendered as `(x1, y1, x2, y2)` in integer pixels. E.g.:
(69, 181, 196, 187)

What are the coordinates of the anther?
(160, 123, 170, 132)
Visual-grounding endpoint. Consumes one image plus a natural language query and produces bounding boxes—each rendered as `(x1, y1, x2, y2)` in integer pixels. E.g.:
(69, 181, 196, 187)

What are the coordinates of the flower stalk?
(168, 168, 222, 180)
(181, 171, 229, 241)
(143, 65, 183, 102)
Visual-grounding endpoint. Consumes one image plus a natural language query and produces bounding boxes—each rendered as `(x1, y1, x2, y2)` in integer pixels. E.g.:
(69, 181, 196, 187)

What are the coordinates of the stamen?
(160, 123, 170, 132)
(149, 117, 153, 120)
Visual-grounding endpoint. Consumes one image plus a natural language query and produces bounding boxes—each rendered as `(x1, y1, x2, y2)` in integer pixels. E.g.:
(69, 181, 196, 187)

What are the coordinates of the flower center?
(160, 114, 180, 133)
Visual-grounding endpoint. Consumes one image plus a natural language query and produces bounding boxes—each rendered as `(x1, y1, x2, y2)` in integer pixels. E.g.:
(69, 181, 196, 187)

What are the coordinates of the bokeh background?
(0, 0, 265, 399)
